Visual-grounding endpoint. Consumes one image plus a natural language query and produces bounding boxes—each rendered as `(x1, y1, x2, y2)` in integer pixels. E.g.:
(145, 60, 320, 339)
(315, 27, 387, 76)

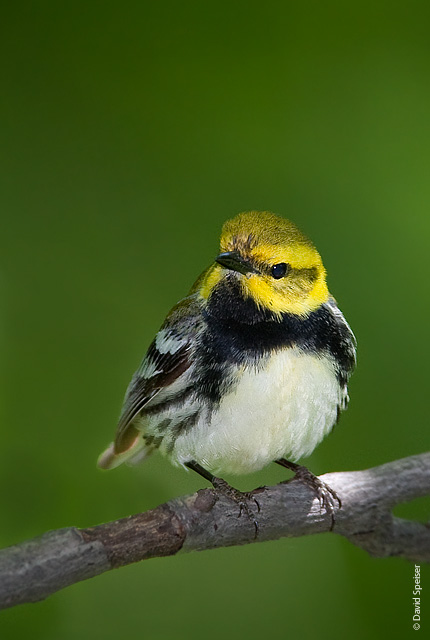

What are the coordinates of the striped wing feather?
(114, 337, 192, 454)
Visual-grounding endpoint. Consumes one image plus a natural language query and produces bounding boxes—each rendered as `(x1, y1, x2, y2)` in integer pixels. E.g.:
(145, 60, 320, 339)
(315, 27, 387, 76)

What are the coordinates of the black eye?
(271, 263, 289, 279)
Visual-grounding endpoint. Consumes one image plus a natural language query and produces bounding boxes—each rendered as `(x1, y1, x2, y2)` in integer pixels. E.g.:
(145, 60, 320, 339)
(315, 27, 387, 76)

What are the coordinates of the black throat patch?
(197, 277, 356, 401)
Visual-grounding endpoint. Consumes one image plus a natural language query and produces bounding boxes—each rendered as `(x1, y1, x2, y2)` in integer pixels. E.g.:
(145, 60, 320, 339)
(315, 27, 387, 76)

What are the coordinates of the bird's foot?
(277, 460, 341, 530)
(295, 465, 341, 526)
(211, 477, 260, 538)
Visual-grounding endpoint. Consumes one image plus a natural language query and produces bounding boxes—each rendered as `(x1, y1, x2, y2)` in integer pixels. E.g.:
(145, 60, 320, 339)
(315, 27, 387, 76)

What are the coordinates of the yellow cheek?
(199, 265, 223, 299)
(243, 273, 329, 317)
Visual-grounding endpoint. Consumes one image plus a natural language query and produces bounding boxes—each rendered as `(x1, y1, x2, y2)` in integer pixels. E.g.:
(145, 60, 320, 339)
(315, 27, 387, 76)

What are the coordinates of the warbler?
(98, 211, 356, 525)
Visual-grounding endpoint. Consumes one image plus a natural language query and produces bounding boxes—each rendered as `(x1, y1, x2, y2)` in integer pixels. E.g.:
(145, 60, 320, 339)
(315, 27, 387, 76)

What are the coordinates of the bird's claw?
(212, 478, 260, 538)
(291, 465, 341, 531)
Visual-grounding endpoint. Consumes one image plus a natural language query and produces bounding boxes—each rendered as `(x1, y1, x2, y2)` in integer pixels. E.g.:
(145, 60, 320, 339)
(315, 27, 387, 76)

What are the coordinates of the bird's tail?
(97, 438, 153, 470)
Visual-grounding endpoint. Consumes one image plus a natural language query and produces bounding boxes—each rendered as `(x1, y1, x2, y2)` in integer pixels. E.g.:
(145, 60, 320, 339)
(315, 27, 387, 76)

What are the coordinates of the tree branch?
(1, 453, 429, 610)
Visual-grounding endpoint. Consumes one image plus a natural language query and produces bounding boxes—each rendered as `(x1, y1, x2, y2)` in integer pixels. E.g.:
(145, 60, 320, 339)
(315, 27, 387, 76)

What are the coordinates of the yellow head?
(200, 211, 329, 317)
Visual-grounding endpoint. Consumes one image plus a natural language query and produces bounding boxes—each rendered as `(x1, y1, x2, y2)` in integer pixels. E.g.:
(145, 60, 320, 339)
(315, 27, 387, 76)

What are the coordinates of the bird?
(98, 210, 356, 530)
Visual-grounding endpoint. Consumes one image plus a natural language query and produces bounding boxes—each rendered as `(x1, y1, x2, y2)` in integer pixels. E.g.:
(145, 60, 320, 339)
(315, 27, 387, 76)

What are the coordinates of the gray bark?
(0, 453, 429, 610)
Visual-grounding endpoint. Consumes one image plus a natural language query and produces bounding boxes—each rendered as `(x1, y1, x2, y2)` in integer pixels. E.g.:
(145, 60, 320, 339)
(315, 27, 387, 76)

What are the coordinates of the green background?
(1, 2, 429, 638)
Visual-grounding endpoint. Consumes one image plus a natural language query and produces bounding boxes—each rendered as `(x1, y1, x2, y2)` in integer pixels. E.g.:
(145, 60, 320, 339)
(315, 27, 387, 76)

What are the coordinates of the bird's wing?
(112, 294, 204, 456)
(113, 332, 192, 453)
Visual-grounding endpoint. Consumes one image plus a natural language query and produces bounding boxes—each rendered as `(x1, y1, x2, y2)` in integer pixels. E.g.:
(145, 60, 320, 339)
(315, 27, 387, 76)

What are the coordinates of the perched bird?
(98, 211, 356, 527)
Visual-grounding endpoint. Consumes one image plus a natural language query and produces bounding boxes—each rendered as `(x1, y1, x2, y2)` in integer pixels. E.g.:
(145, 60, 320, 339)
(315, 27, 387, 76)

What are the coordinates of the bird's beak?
(215, 251, 257, 275)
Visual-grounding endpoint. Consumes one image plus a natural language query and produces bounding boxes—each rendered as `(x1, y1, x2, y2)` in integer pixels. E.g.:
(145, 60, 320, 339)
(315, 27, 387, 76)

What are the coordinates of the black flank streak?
(165, 412, 200, 453)
(171, 412, 199, 437)
(143, 387, 194, 415)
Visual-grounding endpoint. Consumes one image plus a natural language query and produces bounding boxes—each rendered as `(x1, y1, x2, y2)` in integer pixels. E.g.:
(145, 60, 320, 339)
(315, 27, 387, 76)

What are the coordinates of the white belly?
(170, 348, 341, 475)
